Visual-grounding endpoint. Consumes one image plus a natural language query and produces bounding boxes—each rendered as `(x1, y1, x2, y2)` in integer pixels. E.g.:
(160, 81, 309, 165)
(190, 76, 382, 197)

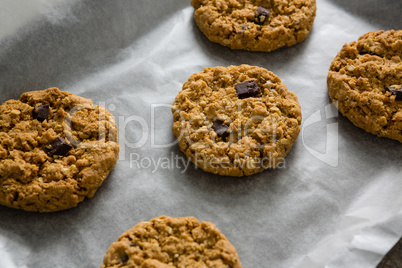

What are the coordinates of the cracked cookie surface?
(0, 88, 120, 212)
(327, 30, 402, 142)
(172, 65, 302, 176)
(191, 0, 316, 52)
(101, 216, 242, 268)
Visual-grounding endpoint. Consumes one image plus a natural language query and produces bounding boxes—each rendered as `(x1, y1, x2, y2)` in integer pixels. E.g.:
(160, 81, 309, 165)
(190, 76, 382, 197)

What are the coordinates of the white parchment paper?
(0, 0, 401, 267)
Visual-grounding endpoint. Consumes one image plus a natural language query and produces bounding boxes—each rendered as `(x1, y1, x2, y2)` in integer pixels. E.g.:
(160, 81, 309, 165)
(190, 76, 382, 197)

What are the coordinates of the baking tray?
(0, 0, 401, 267)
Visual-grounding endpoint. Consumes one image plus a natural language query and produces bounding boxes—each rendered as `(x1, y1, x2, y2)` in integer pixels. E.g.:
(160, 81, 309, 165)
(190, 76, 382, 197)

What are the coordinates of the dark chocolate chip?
(212, 120, 230, 139)
(235, 80, 261, 99)
(32, 104, 49, 122)
(386, 86, 402, 100)
(47, 137, 72, 157)
(255, 7, 270, 25)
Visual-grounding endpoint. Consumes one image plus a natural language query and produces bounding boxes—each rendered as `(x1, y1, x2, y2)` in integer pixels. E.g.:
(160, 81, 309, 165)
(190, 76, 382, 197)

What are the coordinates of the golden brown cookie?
(191, 0, 317, 52)
(0, 88, 120, 212)
(101, 216, 242, 268)
(172, 65, 302, 176)
(327, 30, 402, 142)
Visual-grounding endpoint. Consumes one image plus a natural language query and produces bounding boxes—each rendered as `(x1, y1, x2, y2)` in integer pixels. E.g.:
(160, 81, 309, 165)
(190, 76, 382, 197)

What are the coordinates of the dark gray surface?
(378, 238, 402, 268)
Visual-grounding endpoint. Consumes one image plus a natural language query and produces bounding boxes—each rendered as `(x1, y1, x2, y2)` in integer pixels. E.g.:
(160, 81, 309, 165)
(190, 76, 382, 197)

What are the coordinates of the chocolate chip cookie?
(0, 88, 120, 212)
(101, 216, 242, 268)
(327, 30, 402, 142)
(172, 65, 302, 176)
(191, 0, 317, 52)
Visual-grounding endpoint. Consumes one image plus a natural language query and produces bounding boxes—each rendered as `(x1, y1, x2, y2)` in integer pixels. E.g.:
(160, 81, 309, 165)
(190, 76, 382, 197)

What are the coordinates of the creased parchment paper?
(0, 0, 401, 267)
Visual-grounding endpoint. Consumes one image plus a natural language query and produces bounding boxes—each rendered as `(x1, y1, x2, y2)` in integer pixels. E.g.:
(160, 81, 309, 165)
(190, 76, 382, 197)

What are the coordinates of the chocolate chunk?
(235, 80, 261, 99)
(212, 120, 230, 139)
(33, 104, 49, 122)
(386, 86, 402, 100)
(47, 137, 72, 157)
(255, 7, 270, 25)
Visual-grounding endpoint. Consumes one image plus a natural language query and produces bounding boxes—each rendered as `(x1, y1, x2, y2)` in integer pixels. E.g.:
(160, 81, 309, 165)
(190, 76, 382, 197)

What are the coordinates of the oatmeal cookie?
(327, 30, 402, 142)
(172, 65, 302, 176)
(0, 88, 120, 212)
(191, 0, 317, 52)
(101, 216, 242, 268)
